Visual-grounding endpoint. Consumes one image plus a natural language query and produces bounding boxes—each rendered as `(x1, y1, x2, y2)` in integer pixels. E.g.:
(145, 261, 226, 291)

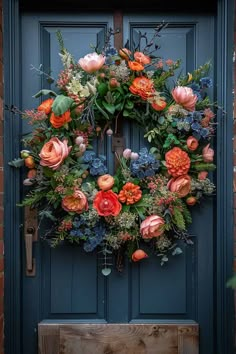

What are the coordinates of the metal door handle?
(25, 229, 34, 272)
(24, 207, 38, 277)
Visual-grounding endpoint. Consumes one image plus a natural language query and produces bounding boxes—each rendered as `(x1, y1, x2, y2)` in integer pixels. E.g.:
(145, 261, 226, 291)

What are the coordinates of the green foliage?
(52, 95, 74, 116)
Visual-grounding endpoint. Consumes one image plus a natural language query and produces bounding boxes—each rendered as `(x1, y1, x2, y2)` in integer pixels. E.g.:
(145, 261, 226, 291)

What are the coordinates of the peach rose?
(171, 86, 198, 111)
(93, 190, 122, 216)
(187, 136, 199, 151)
(39, 137, 72, 170)
(97, 174, 115, 191)
(202, 144, 214, 162)
(37, 98, 54, 114)
(119, 48, 131, 60)
(78, 52, 105, 73)
(167, 175, 191, 198)
(140, 215, 165, 239)
(132, 249, 148, 262)
(62, 190, 88, 214)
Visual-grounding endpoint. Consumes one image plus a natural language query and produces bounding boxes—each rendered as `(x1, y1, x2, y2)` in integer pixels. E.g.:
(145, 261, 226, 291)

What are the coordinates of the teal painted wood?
(3, 2, 235, 354)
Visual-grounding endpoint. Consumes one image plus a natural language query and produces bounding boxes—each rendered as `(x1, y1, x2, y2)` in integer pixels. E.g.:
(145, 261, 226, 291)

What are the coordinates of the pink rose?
(140, 215, 165, 239)
(168, 175, 191, 198)
(39, 137, 72, 170)
(202, 144, 214, 162)
(187, 136, 199, 151)
(198, 171, 208, 180)
(171, 86, 198, 111)
(78, 52, 105, 73)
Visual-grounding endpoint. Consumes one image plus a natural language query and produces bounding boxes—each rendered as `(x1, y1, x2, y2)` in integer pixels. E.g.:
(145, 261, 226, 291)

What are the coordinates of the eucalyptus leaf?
(52, 95, 74, 115)
(8, 158, 25, 168)
(32, 89, 57, 98)
(102, 268, 112, 276)
(172, 247, 183, 256)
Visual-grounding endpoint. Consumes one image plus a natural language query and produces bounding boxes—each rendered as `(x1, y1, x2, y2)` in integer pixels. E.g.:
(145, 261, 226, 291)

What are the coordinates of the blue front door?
(19, 10, 216, 354)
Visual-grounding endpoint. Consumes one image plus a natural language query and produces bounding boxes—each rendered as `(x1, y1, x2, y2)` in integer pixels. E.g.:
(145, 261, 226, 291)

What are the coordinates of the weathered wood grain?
(38, 323, 199, 354)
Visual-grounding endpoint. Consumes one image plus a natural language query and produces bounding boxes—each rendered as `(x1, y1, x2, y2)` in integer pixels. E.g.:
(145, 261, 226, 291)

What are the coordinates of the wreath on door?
(9, 24, 217, 275)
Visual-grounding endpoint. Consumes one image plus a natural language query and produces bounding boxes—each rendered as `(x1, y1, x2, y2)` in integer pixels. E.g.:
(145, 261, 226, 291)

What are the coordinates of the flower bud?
(20, 150, 30, 159)
(106, 129, 113, 136)
(123, 148, 132, 159)
(23, 178, 34, 186)
(75, 136, 84, 145)
(186, 196, 197, 206)
(130, 152, 139, 160)
(79, 143, 86, 152)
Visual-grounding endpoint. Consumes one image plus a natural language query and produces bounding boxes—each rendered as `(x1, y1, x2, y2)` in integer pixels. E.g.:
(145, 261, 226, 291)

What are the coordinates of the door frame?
(3, 0, 235, 353)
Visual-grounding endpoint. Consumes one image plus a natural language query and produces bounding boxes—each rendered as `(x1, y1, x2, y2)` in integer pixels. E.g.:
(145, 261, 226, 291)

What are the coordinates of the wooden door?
(18, 8, 216, 354)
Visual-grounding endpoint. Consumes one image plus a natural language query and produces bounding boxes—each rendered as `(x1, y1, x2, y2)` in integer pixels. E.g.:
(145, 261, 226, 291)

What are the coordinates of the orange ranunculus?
(39, 137, 72, 170)
(134, 52, 151, 65)
(171, 86, 198, 111)
(129, 77, 154, 100)
(186, 136, 199, 151)
(128, 61, 144, 71)
(119, 48, 131, 60)
(165, 147, 191, 177)
(202, 143, 214, 162)
(78, 52, 105, 73)
(37, 98, 54, 114)
(97, 174, 115, 191)
(118, 182, 142, 205)
(50, 110, 72, 129)
(93, 190, 122, 216)
(62, 190, 88, 214)
(167, 175, 191, 198)
(140, 215, 165, 239)
(132, 249, 148, 262)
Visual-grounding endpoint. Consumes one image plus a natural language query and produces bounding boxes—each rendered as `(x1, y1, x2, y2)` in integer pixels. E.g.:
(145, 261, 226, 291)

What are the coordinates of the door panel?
(21, 12, 215, 354)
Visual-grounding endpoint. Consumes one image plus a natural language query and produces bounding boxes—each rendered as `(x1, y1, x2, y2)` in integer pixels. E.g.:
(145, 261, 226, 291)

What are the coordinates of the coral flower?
(118, 182, 142, 205)
(165, 147, 191, 177)
(151, 99, 167, 111)
(171, 86, 198, 111)
(134, 52, 151, 65)
(198, 171, 208, 180)
(78, 52, 105, 73)
(167, 175, 191, 198)
(50, 110, 72, 129)
(93, 190, 122, 216)
(202, 144, 214, 162)
(140, 215, 165, 239)
(132, 249, 148, 262)
(128, 61, 144, 71)
(37, 98, 54, 114)
(39, 137, 72, 170)
(62, 190, 88, 214)
(129, 77, 155, 100)
(187, 136, 199, 151)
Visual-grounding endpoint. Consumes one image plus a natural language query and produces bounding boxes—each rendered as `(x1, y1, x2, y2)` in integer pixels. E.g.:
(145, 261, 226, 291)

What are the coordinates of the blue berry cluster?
(130, 148, 160, 179)
(82, 151, 108, 176)
(190, 76, 212, 101)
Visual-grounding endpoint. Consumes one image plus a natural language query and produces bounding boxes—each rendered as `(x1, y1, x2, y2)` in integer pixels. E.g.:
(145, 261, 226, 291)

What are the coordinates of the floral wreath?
(9, 25, 217, 275)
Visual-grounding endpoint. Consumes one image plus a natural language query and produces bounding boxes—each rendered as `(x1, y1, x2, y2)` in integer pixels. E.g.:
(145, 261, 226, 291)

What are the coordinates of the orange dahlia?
(129, 77, 154, 100)
(118, 182, 142, 205)
(128, 61, 144, 71)
(165, 147, 191, 177)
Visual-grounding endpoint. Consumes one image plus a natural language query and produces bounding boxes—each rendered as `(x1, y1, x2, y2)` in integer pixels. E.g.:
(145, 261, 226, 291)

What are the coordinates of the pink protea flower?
(78, 52, 105, 73)
(171, 86, 198, 111)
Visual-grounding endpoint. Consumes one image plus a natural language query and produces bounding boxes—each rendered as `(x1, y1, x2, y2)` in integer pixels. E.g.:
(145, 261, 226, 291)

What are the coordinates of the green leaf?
(226, 274, 236, 289)
(102, 101, 116, 114)
(125, 100, 134, 110)
(33, 89, 57, 98)
(52, 95, 74, 115)
(123, 110, 130, 117)
(94, 98, 110, 120)
(97, 83, 108, 96)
